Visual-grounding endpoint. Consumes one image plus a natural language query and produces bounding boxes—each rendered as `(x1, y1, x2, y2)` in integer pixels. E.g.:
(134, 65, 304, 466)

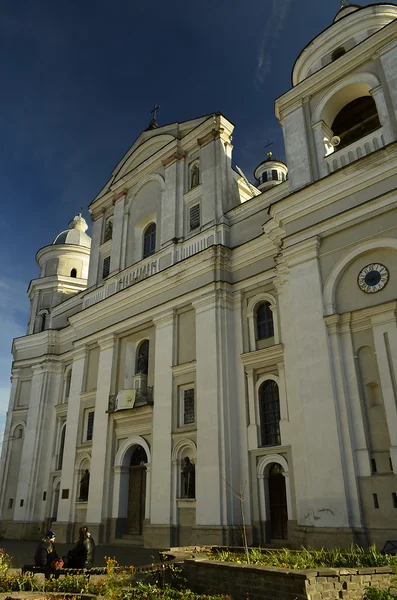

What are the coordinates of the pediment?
(114, 134, 176, 181)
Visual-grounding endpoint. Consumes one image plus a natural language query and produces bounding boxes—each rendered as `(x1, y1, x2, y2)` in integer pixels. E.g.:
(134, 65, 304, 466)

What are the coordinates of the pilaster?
(87, 215, 103, 288)
(110, 192, 126, 274)
(150, 310, 175, 526)
(56, 348, 86, 525)
(0, 368, 21, 514)
(86, 335, 115, 526)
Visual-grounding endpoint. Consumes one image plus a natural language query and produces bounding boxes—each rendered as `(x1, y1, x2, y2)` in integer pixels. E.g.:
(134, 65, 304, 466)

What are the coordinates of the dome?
(53, 213, 91, 248)
(334, 4, 361, 23)
(254, 152, 288, 192)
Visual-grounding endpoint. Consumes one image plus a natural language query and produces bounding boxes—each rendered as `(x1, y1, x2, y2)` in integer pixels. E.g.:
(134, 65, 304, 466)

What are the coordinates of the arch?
(323, 237, 397, 315)
(331, 96, 380, 150)
(52, 476, 62, 491)
(247, 293, 279, 350)
(125, 174, 165, 215)
(171, 438, 197, 462)
(136, 339, 149, 375)
(63, 366, 72, 402)
(37, 309, 50, 333)
(312, 72, 381, 126)
(143, 222, 156, 258)
(70, 268, 77, 278)
(75, 451, 91, 472)
(189, 160, 200, 190)
(103, 217, 113, 243)
(256, 453, 293, 530)
(57, 423, 66, 471)
(114, 435, 151, 468)
(11, 421, 25, 439)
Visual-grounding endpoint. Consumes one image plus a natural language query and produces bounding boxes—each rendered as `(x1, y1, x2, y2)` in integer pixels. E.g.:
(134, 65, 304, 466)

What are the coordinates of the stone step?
(112, 534, 144, 546)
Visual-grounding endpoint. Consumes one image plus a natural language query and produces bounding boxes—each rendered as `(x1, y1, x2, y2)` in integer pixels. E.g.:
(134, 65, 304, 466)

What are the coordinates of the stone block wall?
(182, 559, 395, 600)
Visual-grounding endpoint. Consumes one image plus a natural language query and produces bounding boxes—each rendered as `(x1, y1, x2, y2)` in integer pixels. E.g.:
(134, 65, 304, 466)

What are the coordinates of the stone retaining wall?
(182, 559, 395, 600)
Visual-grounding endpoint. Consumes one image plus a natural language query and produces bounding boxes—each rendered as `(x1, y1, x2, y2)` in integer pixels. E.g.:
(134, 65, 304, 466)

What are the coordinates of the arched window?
(143, 223, 156, 259)
(272, 170, 278, 181)
(331, 96, 380, 150)
(136, 340, 149, 375)
(70, 268, 77, 278)
(262, 172, 268, 184)
(259, 380, 281, 447)
(64, 370, 72, 402)
(256, 302, 274, 340)
(331, 47, 346, 62)
(39, 311, 48, 333)
(57, 425, 66, 471)
(14, 425, 23, 440)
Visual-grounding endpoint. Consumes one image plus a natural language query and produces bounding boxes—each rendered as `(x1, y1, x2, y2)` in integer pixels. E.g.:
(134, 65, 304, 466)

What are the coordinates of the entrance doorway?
(128, 446, 147, 535)
(268, 463, 288, 539)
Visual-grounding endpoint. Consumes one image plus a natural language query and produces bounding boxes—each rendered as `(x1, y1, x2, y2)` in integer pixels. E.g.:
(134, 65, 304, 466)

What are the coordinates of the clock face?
(357, 263, 389, 293)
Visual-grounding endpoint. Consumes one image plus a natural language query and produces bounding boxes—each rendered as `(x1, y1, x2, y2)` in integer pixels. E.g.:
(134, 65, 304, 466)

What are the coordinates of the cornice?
(161, 152, 185, 168)
(269, 142, 397, 228)
(241, 344, 284, 369)
(171, 361, 196, 377)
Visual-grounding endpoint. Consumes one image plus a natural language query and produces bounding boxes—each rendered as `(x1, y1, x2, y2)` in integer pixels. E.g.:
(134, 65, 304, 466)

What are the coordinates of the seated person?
(66, 526, 95, 569)
(34, 530, 58, 575)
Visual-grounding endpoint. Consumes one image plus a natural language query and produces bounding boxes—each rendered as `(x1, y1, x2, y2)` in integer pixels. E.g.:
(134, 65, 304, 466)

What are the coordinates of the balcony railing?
(83, 229, 218, 309)
(108, 387, 154, 412)
(325, 127, 384, 174)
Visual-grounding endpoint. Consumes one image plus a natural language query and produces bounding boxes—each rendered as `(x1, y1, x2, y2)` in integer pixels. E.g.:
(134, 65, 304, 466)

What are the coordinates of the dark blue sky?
(0, 0, 374, 433)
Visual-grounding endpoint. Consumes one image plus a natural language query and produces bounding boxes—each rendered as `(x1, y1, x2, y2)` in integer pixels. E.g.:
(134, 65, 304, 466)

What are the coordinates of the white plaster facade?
(1, 4, 397, 548)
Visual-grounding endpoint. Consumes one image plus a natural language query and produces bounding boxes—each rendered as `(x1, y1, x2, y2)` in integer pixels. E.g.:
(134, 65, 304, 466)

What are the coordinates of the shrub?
(364, 588, 397, 600)
(0, 549, 11, 577)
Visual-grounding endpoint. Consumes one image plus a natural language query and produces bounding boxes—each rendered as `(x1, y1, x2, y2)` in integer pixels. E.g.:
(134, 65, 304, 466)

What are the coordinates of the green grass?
(212, 544, 397, 569)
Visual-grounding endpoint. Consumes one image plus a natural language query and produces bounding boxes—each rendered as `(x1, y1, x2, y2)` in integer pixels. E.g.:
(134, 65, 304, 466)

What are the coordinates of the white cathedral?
(1, 2, 397, 549)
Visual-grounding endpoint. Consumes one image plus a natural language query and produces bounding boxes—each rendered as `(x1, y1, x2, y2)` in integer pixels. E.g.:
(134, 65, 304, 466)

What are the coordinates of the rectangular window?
(61, 489, 69, 500)
(8, 499, 13, 509)
(102, 256, 111, 279)
(20, 499, 24, 507)
(390, 457, 393, 471)
(189, 204, 200, 231)
(42, 491, 47, 501)
(371, 458, 377, 473)
(183, 389, 195, 425)
(393, 493, 397, 508)
(86, 411, 94, 442)
(373, 493, 379, 509)
(272, 169, 278, 181)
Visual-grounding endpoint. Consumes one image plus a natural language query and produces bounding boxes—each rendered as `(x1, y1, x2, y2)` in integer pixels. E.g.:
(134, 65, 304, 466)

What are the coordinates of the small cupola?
(254, 152, 288, 192)
(53, 212, 91, 248)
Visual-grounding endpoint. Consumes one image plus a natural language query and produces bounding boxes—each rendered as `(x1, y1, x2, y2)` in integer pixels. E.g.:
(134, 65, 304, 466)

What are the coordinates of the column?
(87, 214, 103, 288)
(194, 290, 226, 526)
(380, 47, 397, 135)
(110, 193, 126, 273)
(324, 315, 365, 528)
(246, 368, 258, 450)
(161, 153, 182, 247)
(312, 120, 332, 178)
(283, 238, 349, 527)
(283, 102, 313, 191)
(86, 335, 115, 530)
(0, 368, 20, 513)
(150, 310, 174, 527)
(370, 85, 395, 145)
(370, 309, 397, 472)
(14, 362, 54, 522)
(56, 348, 86, 526)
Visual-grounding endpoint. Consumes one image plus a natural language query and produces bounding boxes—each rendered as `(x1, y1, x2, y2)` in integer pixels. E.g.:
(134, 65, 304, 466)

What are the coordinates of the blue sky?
(0, 0, 372, 441)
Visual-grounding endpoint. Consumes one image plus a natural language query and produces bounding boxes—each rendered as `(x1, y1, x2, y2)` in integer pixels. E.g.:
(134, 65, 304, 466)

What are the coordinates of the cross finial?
(151, 104, 160, 120)
(79, 206, 83, 216)
(340, 0, 349, 7)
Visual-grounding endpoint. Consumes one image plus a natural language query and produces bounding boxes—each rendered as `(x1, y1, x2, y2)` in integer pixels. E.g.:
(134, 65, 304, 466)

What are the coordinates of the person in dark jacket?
(66, 526, 95, 569)
(34, 530, 58, 576)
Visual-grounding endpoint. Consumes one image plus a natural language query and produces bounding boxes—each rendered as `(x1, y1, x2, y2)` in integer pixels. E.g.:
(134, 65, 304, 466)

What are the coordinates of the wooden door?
(128, 465, 146, 535)
(269, 467, 288, 539)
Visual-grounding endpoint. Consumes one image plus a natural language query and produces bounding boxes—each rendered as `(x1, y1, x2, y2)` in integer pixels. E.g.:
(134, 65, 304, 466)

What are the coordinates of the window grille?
(102, 256, 110, 279)
(86, 412, 94, 442)
(183, 389, 195, 425)
(189, 204, 200, 231)
(259, 380, 281, 446)
(256, 302, 274, 340)
(143, 223, 156, 258)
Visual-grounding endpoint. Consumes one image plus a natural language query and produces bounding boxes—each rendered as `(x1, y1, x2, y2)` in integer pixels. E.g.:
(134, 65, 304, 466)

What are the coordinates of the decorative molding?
(161, 152, 185, 168)
(241, 344, 284, 369)
(171, 361, 196, 377)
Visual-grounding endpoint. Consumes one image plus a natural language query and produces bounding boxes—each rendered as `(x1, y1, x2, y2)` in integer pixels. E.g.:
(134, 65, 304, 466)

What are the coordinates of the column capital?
(283, 236, 320, 268)
(161, 152, 185, 168)
(153, 308, 175, 329)
(98, 334, 116, 351)
(112, 189, 127, 205)
(72, 346, 87, 362)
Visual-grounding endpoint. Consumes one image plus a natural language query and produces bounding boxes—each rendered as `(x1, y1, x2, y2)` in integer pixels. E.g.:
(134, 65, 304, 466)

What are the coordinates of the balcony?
(325, 127, 384, 174)
(108, 387, 153, 412)
(83, 229, 217, 309)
